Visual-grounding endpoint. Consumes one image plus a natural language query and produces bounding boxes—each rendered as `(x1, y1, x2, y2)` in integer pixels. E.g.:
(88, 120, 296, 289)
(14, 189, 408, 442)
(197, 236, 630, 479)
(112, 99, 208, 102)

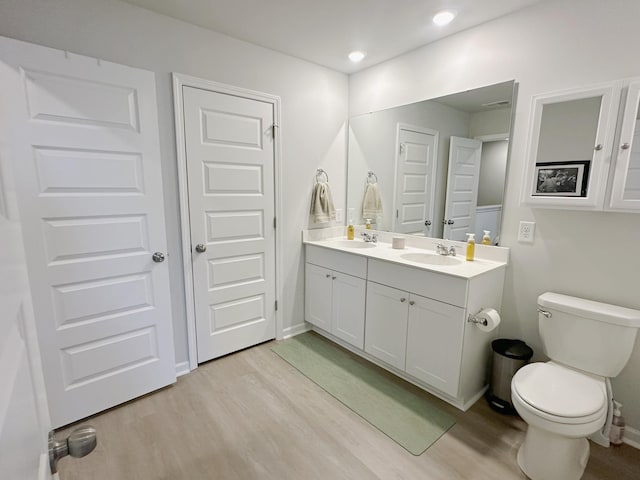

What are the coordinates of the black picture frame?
(533, 160, 590, 197)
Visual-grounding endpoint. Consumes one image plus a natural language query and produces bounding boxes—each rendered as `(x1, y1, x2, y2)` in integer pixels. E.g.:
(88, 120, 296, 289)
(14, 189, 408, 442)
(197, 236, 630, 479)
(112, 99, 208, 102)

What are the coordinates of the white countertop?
(303, 231, 508, 279)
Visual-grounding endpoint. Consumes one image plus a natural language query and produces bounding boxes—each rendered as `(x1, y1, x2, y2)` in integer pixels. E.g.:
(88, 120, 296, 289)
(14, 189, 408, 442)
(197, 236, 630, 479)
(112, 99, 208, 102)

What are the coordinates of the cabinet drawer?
(368, 258, 467, 307)
(305, 245, 367, 278)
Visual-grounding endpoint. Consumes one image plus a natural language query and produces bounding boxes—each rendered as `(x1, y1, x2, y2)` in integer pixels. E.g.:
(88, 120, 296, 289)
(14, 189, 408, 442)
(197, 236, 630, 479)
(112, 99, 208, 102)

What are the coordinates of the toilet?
(511, 292, 640, 480)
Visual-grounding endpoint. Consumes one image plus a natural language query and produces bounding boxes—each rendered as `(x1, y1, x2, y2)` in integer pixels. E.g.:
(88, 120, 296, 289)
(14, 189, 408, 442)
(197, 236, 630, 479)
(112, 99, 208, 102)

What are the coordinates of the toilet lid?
(513, 363, 606, 418)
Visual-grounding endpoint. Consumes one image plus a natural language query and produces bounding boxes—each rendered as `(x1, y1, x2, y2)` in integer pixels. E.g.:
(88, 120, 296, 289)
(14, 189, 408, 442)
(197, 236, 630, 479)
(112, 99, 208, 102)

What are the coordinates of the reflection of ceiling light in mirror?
(433, 11, 456, 26)
(348, 51, 366, 62)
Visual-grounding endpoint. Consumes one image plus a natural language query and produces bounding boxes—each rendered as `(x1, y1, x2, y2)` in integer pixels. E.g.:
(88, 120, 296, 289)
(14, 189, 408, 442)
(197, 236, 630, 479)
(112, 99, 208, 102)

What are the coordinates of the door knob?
(49, 426, 97, 474)
(424, 220, 432, 226)
(400, 297, 407, 303)
(621, 142, 631, 150)
(594, 144, 603, 151)
(152, 252, 165, 263)
(194, 243, 207, 253)
(443, 219, 454, 225)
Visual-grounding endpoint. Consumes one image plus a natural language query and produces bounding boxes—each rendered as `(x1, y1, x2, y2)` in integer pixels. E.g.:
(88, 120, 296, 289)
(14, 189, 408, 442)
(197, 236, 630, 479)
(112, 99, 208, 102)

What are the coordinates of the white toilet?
(511, 292, 640, 480)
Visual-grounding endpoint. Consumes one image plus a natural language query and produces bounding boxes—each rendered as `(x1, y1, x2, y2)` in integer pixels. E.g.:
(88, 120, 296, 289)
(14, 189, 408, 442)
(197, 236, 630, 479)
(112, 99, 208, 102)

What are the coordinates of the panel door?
(609, 80, 640, 210)
(0, 109, 52, 478)
(364, 282, 409, 370)
(305, 263, 333, 331)
(332, 272, 366, 349)
(183, 86, 276, 363)
(405, 294, 465, 397)
(443, 136, 482, 241)
(0, 36, 176, 428)
(394, 126, 438, 235)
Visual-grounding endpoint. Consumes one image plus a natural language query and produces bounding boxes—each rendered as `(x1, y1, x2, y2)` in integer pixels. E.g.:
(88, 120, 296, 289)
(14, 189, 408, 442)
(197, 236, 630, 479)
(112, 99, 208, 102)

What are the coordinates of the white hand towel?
(362, 183, 383, 220)
(310, 181, 336, 223)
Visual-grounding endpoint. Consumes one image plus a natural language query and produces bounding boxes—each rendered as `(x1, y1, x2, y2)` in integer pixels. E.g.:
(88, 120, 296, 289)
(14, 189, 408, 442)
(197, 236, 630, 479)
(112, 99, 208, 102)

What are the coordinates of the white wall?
(0, 0, 348, 362)
(350, 0, 640, 433)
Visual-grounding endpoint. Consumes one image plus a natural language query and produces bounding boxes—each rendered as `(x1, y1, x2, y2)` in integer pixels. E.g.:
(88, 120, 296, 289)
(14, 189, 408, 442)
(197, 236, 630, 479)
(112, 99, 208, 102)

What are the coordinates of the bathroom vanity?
(303, 228, 509, 411)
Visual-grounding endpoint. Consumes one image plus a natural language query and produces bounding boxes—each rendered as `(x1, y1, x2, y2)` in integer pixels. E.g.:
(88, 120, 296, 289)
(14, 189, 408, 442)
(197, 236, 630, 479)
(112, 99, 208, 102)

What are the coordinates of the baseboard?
(624, 425, 640, 449)
(282, 322, 310, 339)
(175, 361, 191, 377)
(39, 453, 50, 480)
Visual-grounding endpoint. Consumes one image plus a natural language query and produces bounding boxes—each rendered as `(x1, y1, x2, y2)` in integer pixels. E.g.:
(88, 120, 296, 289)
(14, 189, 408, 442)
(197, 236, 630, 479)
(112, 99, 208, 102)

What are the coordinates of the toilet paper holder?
(467, 307, 501, 329)
(467, 313, 489, 326)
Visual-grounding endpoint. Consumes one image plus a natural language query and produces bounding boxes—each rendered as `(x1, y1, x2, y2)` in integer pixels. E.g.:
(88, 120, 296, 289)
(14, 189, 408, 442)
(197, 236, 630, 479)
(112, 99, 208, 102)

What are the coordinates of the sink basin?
(329, 239, 377, 249)
(400, 252, 463, 266)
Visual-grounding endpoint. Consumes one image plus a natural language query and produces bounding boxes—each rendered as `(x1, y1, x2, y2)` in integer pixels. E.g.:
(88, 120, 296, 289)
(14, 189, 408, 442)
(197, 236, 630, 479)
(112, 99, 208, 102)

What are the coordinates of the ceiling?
(123, 0, 546, 74)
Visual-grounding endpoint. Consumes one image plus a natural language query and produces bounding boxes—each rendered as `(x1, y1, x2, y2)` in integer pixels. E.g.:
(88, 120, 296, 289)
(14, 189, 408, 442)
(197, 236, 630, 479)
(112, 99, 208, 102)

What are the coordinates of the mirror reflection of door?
(443, 137, 482, 240)
(393, 124, 438, 234)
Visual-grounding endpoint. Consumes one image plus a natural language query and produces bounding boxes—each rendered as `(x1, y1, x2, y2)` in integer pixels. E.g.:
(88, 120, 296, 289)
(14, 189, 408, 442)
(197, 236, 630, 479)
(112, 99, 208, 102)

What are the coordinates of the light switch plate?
(518, 221, 535, 243)
(335, 208, 344, 222)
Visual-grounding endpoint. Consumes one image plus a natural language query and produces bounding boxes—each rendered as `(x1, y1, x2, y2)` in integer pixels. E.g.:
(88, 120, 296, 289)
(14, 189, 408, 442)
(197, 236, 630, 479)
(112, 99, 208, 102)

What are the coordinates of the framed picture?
(533, 160, 590, 197)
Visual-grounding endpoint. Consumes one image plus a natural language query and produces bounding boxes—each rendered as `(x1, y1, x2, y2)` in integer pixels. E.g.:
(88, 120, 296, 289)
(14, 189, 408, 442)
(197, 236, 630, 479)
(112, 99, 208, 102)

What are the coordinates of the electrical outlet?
(518, 221, 535, 243)
(335, 208, 344, 222)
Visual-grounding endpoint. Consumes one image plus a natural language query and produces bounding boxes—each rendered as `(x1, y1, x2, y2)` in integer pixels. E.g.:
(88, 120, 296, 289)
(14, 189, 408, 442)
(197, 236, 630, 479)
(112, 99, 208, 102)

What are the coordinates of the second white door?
(183, 86, 276, 363)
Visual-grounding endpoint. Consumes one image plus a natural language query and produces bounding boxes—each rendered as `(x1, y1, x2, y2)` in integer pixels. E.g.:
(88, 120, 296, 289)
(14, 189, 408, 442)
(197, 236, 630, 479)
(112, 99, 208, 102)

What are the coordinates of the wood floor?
(59, 334, 640, 479)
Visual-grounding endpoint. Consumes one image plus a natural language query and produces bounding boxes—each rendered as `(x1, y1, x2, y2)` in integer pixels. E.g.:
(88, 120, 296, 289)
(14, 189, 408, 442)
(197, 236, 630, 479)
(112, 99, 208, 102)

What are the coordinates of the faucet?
(436, 243, 456, 256)
(361, 232, 378, 243)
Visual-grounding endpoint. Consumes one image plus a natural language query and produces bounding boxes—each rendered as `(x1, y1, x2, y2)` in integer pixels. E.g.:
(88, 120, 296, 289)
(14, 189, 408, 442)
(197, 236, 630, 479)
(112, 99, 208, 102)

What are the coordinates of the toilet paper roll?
(473, 308, 501, 332)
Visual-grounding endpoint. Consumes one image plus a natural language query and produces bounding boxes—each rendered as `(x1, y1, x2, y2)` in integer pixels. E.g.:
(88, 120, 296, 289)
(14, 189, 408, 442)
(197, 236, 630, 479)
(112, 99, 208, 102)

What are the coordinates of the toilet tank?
(538, 292, 640, 377)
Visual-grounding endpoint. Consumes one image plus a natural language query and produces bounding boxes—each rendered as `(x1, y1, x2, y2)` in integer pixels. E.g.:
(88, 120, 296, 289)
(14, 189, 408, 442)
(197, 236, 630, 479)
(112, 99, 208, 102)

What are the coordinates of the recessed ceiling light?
(433, 11, 456, 26)
(348, 51, 366, 63)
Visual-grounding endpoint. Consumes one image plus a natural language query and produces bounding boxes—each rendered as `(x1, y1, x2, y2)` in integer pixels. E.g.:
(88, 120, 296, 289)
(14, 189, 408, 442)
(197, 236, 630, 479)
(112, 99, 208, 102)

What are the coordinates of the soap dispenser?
(465, 233, 475, 261)
(347, 208, 355, 240)
(610, 401, 625, 445)
(482, 230, 491, 245)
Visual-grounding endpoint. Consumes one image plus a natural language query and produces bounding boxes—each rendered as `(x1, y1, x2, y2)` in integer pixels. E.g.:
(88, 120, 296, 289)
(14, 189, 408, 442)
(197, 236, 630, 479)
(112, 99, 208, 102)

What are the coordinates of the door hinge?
(396, 209, 399, 218)
(275, 300, 278, 311)
(272, 124, 279, 137)
(273, 217, 277, 229)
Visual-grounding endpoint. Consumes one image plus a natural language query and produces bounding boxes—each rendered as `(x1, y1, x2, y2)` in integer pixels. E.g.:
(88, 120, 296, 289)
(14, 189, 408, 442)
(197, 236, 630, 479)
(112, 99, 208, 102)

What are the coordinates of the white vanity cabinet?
(304, 240, 507, 411)
(305, 245, 366, 349)
(522, 77, 640, 212)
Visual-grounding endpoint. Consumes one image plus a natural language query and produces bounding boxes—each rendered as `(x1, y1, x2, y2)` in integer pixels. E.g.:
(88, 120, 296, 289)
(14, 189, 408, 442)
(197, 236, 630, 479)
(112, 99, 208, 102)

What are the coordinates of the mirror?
(347, 80, 516, 243)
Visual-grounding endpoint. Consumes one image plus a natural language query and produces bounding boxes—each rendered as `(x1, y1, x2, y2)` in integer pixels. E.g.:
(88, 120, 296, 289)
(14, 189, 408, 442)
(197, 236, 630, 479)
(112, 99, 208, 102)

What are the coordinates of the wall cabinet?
(304, 244, 507, 410)
(305, 246, 366, 349)
(522, 77, 640, 211)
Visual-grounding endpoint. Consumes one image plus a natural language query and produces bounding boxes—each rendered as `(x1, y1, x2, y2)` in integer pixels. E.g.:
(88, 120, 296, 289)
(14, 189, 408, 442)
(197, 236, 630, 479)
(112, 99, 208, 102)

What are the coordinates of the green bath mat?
(271, 332, 455, 455)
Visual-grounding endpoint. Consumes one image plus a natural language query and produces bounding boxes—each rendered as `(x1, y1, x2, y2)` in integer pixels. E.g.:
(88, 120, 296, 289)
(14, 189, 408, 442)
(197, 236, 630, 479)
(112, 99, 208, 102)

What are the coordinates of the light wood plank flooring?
(59, 334, 640, 479)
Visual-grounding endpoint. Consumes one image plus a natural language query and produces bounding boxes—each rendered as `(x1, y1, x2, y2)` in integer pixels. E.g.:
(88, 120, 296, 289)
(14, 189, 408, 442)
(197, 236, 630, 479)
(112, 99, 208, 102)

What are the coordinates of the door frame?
(172, 73, 283, 371)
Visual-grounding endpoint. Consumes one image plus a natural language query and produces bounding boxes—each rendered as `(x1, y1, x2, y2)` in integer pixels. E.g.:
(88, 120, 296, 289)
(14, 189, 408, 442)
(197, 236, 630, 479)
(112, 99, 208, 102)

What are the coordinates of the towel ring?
(315, 168, 329, 183)
(367, 171, 378, 184)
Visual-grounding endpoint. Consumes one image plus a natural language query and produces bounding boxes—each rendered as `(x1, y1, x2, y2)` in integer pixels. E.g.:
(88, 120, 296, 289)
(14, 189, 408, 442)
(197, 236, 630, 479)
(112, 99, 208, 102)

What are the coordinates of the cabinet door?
(609, 79, 640, 211)
(405, 294, 465, 397)
(305, 263, 332, 330)
(332, 272, 366, 349)
(364, 282, 408, 370)
(521, 83, 620, 210)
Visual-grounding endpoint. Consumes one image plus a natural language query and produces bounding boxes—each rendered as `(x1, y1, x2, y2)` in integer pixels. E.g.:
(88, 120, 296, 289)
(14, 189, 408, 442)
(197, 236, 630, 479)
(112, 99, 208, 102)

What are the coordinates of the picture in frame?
(533, 160, 590, 197)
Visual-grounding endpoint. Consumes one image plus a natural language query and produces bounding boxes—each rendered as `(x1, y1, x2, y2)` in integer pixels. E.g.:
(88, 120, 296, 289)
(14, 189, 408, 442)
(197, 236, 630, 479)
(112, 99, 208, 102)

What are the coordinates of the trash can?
(487, 339, 533, 414)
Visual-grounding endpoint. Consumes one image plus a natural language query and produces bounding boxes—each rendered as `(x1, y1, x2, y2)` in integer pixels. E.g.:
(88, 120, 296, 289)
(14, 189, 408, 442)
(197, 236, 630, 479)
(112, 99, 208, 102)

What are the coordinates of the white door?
(0, 36, 176, 428)
(443, 136, 482, 241)
(332, 272, 366, 349)
(405, 295, 464, 397)
(305, 263, 332, 331)
(0, 125, 53, 479)
(183, 86, 276, 363)
(393, 125, 438, 235)
(364, 282, 409, 370)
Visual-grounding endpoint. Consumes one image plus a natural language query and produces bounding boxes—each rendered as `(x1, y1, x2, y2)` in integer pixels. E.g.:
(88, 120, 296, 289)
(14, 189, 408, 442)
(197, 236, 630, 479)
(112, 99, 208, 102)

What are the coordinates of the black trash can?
(487, 339, 533, 414)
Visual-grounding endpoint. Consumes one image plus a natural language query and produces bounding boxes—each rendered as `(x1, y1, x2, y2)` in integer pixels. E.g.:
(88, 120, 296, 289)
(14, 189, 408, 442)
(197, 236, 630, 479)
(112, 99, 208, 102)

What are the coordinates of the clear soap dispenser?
(347, 208, 355, 240)
(482, 230, 491, 245)
(466, 233, 475, 261)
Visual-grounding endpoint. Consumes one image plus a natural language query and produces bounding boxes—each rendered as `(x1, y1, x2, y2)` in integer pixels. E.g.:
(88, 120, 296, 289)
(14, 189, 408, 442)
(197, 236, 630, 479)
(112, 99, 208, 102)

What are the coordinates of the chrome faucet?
(361, 232, 378, 243)
(436, 243, 456, 256)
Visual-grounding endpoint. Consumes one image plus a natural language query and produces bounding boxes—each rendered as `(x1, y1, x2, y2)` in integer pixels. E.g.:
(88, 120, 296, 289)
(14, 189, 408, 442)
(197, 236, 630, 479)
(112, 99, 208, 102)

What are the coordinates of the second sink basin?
(330, 239, 377, 249)
(400, 252, 463, 266)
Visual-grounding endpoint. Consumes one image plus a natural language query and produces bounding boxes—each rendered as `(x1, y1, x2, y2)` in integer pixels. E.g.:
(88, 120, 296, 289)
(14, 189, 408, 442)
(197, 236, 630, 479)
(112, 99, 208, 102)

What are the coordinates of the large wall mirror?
(347, 80, 516, 243)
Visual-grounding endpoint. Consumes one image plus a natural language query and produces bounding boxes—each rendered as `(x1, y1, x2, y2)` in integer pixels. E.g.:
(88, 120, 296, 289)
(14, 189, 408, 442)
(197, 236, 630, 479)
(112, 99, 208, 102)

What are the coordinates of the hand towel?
(310, 181, 336, 223)
(362, 183, 383, 220)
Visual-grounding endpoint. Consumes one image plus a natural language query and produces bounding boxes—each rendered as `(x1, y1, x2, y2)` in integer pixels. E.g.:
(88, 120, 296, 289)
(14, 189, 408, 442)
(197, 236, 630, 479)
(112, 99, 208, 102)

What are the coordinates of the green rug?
(271, 332, 455, 455)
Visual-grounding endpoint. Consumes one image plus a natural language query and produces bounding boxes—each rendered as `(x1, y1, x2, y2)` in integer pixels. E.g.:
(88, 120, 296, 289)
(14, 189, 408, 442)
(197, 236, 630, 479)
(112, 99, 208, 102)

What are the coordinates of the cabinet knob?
(400, 297, 406, 303)
(621, 142, 631, 150)
(409, 300, 415, 306)
(332, 276, 336, 280)
(326, 274, 331, 278)
(594, 144, 603, 151)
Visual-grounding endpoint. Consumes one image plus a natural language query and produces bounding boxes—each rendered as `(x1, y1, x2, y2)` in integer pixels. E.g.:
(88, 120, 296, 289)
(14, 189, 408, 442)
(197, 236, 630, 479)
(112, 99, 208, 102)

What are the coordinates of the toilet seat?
(512, 362, 607, 425)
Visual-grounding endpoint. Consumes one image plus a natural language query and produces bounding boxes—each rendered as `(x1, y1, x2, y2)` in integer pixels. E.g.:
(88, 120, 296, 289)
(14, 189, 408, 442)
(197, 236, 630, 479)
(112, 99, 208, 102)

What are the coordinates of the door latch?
(49, 426, 98, 474)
